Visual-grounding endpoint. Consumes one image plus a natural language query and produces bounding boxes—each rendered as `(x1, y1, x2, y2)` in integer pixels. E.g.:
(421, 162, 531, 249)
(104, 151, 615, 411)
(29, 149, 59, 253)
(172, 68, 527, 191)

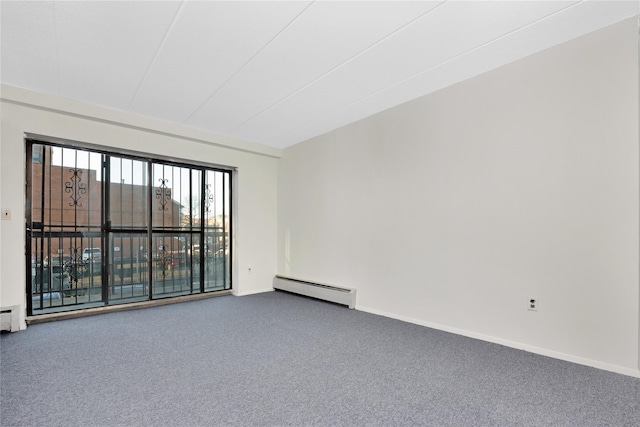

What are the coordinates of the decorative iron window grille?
(64, 168, 87, 207)
(26, 140, 233, 316)
(155, 178, 172, 211)
(205, 183, 214, 213)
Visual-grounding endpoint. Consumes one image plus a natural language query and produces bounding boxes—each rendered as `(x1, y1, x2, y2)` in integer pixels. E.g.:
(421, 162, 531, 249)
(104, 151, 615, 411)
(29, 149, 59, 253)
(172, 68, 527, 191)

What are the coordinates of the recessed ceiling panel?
(130, 0, 312, 122)
(263, 0, 639, 148)
(264, 1, 640, 147)
(55, 1, 181, 109)
(185, 0, 441, 134)
(1, 1, 637, 149)
(235, 0, 577, 144)
(1, 1, 59, 94)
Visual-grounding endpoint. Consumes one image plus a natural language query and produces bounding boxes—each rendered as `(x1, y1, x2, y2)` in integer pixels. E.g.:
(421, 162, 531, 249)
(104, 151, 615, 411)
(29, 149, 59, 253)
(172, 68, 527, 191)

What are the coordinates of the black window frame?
(25, 136, 233, 315)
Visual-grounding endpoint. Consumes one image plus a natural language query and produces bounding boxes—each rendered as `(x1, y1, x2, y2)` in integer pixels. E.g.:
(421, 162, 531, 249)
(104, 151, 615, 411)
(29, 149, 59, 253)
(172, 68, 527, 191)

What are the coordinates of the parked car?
(31, 265, 71, 293)
(82, 248, 101, 263)
(44, 256, 72, 274)
(45, 256, 70, 265)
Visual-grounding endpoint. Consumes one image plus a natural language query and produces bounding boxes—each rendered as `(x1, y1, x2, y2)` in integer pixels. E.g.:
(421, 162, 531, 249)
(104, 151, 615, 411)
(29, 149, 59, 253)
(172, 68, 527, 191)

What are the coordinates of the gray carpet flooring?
(1, 291, 639, 426)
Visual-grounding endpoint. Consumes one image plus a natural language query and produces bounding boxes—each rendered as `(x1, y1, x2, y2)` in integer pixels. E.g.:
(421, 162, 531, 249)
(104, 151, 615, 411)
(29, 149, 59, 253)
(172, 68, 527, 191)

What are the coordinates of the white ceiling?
(1, 1, 638, 149)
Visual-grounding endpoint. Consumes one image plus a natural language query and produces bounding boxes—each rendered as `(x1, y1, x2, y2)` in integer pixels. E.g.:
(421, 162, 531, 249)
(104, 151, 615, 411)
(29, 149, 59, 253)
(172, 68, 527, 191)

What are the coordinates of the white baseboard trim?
(232, 287, 274, 297)
(357, 304, 640, 379)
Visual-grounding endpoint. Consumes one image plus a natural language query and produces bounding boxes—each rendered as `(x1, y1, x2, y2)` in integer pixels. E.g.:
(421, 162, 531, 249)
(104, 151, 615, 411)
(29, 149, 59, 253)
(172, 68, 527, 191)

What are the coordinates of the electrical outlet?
(528, 298, 538, 311)
(248, 267, 252, 274)
(1, 209, 10, 220)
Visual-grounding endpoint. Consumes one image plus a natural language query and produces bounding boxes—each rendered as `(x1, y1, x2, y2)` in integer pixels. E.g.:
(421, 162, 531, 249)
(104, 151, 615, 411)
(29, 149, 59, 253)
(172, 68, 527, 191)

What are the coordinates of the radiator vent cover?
(1, 306, 20, 332)
(273, 275, 356, 309)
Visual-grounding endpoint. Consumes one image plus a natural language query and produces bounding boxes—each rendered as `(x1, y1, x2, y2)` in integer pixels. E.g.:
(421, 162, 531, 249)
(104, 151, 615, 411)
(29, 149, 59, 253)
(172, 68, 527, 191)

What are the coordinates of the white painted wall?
(0, 85, 280, 328)
(278, 18, 640, 376)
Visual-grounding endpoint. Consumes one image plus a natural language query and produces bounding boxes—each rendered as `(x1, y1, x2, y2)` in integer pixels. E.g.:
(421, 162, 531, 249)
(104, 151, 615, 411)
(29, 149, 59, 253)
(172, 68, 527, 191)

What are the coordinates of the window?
(26, 139, 232, 315)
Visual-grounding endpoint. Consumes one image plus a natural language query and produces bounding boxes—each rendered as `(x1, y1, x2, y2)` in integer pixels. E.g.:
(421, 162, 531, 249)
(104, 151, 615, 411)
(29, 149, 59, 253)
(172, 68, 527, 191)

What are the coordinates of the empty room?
(1, 1, 639, 425)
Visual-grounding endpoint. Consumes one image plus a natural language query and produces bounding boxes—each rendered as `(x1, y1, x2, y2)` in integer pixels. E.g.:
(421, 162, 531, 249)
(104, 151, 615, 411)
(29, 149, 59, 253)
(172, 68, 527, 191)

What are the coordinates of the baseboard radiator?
(273, 275, 356, 309)
(1, 306, 20, 332)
